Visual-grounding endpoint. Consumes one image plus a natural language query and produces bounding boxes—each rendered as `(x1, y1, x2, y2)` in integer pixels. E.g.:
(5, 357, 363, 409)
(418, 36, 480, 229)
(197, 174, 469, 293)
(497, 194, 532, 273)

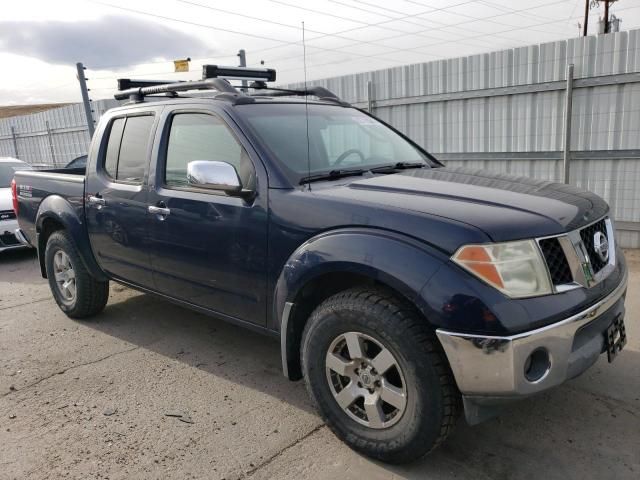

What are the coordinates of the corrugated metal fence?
(1, 29, 639, 246)
(286, 29, 640, 248)
(0, 99, 119, 167)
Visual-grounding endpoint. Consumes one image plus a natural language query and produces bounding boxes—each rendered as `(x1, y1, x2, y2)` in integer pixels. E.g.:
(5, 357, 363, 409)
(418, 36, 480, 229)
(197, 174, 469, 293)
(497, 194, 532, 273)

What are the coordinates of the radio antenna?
(302, 21, 311, 191)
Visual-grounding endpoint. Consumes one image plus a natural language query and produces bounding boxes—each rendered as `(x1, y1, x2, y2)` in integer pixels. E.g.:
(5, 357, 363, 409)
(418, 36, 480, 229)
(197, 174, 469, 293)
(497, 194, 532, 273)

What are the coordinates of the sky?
(1, 0, 639, 105)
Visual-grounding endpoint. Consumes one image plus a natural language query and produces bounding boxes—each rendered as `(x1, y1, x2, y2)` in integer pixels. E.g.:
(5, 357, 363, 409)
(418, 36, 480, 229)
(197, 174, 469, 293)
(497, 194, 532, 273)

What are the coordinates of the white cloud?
(1, 0, 638, 105)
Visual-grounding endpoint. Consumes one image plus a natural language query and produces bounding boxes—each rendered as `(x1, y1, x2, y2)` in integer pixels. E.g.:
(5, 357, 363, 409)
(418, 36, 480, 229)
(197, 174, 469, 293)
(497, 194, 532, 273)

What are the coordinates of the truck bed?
(14, 168, 86, 248)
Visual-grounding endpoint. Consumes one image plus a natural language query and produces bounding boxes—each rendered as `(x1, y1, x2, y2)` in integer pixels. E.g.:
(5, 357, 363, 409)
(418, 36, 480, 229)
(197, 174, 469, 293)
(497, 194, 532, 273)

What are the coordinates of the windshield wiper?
(299, 168, 366, 184)
(369, 162, 426, 173)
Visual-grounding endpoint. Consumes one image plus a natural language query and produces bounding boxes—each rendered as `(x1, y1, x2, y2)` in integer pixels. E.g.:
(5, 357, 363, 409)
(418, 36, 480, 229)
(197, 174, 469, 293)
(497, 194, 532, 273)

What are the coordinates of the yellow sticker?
(174, 59, 190, 72)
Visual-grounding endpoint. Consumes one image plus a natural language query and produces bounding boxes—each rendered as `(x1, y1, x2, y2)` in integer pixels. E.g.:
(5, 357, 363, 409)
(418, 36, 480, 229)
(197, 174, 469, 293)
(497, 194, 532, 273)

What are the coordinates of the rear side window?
(103, 115, 154, 183)
(104, 118, 125, 178)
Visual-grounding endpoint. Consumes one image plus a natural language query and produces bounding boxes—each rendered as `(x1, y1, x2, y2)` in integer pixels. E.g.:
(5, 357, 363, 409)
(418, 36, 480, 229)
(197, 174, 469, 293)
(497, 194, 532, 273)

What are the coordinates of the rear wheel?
(301, 287, 460, 464)
(45, 230, 109, 318)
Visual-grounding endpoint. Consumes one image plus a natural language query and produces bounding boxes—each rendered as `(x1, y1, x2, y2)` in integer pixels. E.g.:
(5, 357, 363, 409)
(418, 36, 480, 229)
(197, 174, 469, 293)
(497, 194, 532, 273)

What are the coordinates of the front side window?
(103, 115, 154, 183)
(237, 104, 431, 183)
(164, 113, 254, 189)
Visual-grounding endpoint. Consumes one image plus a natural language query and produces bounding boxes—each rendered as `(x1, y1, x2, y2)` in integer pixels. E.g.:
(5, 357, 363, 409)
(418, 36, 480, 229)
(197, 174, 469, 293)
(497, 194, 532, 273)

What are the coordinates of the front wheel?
(45, 230, 109, 319)
(301, 287, 460, 464)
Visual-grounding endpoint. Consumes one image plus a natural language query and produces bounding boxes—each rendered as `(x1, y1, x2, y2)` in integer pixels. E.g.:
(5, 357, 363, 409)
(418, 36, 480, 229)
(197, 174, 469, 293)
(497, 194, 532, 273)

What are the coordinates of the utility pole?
(602, 0, 620, 33)
(237, 49, 247, 91)
(583, 0, 590, 36)
(563, 64, 575, 184)
(10, 126, 19, 159)
(588, 0, 619, 35)
(76, 62, 95, 138)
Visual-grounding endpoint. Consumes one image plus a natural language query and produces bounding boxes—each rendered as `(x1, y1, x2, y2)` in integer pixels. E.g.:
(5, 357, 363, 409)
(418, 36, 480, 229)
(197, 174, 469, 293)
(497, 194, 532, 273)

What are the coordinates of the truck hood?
(0, 187, 12, 212)
(320, 167, 609, 242)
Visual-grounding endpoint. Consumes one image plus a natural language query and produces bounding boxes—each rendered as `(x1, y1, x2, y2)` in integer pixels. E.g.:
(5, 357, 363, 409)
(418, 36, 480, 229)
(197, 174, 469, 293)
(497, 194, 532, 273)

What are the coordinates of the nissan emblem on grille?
(593, 231, 609, 263)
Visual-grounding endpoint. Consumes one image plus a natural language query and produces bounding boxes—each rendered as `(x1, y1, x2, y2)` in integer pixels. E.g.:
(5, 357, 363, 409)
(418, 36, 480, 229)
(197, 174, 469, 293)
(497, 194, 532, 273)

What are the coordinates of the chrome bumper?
(436, 270, 628, 397)
(14, 228, 31, 247)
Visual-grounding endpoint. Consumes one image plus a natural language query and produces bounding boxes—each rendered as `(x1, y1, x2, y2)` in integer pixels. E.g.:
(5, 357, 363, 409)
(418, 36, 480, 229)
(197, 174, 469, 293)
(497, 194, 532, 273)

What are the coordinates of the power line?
(88, 0, 299, 44)
(268, 0, 575, 67)
(286, 0, 562, 56)
(176, 0, 452, 60)
(88, 0, 432, 69)
(263, 0, 486, 56)
(342, 0, 570, 38)
(326, 0, 505, 49)
(89, 0, 541, 72)
(89, 0, 505, 73)
(278, 2, 640, 74)
(473, 0, 573, 33)
(84, 0, 639, 81)
(328, 0, 601, 49)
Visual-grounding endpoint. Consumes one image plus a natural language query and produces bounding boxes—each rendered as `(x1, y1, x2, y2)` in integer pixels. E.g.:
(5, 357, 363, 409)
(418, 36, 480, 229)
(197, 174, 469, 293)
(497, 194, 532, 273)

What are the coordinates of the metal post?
(237, 49, 247, 91)
(76, 62, 95, 138)
(604, 0, 610, 34)
(583, 0, 589, 36)
(46, 120, 56, 166)
(367, 80, 375, 113)
(563, 64, 574, 184)
(10, 126, 19, 159)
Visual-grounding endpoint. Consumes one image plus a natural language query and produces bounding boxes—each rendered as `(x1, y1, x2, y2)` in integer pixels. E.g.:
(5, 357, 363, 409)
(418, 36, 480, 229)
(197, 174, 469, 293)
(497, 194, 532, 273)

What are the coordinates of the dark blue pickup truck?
(13, 67, 628, 463)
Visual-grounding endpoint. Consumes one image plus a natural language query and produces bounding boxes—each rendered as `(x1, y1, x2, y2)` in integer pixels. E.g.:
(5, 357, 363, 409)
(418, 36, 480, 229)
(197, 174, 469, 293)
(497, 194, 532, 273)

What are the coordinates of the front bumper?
(436, 268, 627, 419)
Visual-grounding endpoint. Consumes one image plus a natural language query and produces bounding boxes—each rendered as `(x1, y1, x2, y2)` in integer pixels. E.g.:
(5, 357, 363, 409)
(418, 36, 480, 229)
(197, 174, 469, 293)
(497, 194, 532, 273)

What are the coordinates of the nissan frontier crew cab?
(13, 66, 628, 464)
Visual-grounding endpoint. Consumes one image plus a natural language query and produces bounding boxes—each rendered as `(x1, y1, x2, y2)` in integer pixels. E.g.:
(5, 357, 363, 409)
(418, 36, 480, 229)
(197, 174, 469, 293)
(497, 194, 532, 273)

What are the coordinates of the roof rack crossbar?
(114, 78, 238, 101)
(246, 85, 350, 106)
(202, 65, 276, 82)
(117, 79, 187, 91)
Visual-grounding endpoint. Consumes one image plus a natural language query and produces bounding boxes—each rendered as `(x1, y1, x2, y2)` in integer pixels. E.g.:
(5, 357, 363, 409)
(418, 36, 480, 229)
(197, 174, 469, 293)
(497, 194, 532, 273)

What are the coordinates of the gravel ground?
(1, 248, 638, 480)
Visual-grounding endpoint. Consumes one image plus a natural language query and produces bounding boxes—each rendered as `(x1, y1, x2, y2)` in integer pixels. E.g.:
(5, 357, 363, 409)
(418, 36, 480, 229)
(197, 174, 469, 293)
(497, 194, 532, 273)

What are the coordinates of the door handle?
(88, 195, 106, 207)
(148, 205, 171, 217)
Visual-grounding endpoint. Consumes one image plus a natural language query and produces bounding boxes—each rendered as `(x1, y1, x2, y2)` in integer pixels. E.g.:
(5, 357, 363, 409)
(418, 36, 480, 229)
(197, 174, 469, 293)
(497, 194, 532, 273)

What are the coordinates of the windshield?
(238, 104, 432, 183)
(0, 162, 31, 187)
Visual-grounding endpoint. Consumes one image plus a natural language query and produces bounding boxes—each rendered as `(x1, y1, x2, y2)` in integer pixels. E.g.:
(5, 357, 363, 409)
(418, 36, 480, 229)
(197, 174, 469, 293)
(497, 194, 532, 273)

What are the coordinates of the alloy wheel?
(53, 250, 76, 303)
(325, 331, 407, 429)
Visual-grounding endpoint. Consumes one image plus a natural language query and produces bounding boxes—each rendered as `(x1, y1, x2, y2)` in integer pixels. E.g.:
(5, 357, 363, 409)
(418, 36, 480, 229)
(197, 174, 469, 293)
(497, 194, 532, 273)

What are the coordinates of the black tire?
(45, 230, 109, 319)
(301, 287, 460, 464)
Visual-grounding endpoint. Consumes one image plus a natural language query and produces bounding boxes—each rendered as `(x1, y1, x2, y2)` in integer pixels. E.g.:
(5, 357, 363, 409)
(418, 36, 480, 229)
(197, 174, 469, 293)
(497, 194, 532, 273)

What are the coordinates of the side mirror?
(187, 160, 242, 193)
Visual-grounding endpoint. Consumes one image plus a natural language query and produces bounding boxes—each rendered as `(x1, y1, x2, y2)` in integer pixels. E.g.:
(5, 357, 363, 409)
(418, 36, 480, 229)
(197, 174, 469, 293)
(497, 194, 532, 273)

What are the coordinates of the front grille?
(579, 218, 609, 273)
(539, 237, 573, 285)
(0, 233, 20, 246)
(0, 210, 16, 221)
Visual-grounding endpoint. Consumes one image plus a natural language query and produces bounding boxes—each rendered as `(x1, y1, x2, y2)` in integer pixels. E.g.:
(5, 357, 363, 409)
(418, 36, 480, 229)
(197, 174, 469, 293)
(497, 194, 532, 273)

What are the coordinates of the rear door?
(146, 106, 269, 325)
(86, 107, 161, 288)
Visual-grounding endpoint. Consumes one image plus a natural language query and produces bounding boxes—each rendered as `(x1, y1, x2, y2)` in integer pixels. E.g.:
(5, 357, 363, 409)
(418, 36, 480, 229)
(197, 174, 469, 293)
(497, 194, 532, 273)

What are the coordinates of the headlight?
(452, 240, 552, 298)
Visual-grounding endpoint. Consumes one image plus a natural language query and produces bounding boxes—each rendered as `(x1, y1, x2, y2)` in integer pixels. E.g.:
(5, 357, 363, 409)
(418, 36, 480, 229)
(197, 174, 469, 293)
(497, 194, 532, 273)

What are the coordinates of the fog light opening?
(524, 348, 551, 383)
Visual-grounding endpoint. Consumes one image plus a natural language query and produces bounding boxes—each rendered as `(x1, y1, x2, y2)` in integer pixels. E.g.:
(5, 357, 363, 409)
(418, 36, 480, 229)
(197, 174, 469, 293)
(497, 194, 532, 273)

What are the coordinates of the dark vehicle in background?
(12, 67, 628, 464)
(65, 155, 87, 170)
(1, 157, 32, 251)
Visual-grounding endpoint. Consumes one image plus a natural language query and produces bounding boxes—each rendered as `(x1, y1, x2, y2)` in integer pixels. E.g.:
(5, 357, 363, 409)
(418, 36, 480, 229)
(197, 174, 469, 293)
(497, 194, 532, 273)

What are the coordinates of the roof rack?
(114, 64, 349, 106)
(114, 77, 239, 102)
(201, 65, 276, 82)
(247, 86, 350, 106)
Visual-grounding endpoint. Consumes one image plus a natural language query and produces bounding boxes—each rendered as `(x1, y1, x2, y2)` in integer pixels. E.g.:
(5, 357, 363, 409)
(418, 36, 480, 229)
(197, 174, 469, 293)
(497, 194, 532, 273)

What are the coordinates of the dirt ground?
(1, 248, 638, 480)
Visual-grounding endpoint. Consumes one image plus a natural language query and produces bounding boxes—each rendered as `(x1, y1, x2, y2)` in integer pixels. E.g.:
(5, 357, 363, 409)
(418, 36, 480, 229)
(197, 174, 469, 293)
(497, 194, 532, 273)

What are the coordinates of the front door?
(86, 111, 159, 289)
(147, 109, 269, 325)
